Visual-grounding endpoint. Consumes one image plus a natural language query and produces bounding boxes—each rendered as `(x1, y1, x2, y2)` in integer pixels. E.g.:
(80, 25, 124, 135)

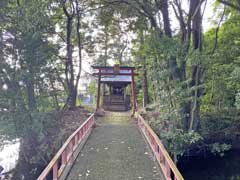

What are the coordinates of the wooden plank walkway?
(66, 112, 165, 180)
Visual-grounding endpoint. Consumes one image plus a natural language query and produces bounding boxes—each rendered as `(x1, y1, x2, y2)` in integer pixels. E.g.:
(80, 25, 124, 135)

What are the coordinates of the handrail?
(37, 113, 95, 180)
(136, 113, 184, 180)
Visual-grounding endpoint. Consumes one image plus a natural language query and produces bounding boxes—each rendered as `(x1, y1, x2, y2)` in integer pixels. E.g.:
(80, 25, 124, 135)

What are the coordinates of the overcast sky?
(202, 0, 216, 31)
(171, 0, 216, 32)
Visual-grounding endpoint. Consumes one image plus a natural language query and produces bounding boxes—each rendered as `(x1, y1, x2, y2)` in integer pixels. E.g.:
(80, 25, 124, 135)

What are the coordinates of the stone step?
(103, 105, 127, 111)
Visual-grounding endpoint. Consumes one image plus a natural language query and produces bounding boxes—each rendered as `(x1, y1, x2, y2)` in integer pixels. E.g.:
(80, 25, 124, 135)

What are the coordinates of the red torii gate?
(92, 65, 137, 114)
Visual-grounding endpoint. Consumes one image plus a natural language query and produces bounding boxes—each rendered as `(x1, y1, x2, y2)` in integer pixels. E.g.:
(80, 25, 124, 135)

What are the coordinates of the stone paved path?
(66, 112, 164, 180)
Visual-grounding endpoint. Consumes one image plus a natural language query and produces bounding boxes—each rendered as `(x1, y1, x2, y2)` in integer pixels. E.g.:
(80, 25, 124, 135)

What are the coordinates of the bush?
(200, 109, 240, 134)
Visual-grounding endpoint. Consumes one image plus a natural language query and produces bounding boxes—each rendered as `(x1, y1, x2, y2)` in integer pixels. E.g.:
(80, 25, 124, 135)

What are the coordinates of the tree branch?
(212, 5, 226, 54)
(74, 0, 82, 93)
(218, 0, 240, 10)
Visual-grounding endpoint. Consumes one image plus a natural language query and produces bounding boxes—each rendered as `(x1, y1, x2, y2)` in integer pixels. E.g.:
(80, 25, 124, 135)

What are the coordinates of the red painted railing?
(136, 113, 184, 180)
(37, 114, 95, 180)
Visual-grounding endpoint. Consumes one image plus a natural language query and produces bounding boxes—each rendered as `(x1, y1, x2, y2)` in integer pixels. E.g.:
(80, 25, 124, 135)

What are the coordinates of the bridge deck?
(66, 112, 164, 180)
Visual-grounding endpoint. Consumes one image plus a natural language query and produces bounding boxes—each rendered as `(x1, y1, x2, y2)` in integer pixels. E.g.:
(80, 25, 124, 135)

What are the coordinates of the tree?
(0, 0, 65, 178)
(60, 0, 92, 109)
(218, 0, 240, 10)
(61, 0, 78, 109)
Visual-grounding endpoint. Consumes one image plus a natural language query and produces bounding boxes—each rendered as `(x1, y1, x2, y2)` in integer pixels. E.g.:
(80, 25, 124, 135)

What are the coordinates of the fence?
(37, 114, 95, 180)
(136, 113, 184, 180)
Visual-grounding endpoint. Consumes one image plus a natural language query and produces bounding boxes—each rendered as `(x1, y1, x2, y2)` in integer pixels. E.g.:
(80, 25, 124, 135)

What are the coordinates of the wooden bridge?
(37, 112, 184, 180)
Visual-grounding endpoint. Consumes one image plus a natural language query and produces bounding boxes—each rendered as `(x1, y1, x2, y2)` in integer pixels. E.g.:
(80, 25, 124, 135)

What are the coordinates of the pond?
(178, 150, 240, 180)
(0, 138, 20, 179)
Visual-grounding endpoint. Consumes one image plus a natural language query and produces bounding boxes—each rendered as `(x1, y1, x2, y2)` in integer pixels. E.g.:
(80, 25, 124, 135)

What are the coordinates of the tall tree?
(62, 0, 77, 109)
(188, 0, 203, 131)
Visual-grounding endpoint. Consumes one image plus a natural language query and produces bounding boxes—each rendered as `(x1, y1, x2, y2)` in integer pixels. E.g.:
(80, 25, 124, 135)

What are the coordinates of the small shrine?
(92, 65, 137, 113)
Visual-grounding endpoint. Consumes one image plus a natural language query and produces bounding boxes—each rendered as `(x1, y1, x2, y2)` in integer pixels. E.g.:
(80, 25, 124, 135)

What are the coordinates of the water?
(178, 150, 240, 180)
(0, 138, 20, 177)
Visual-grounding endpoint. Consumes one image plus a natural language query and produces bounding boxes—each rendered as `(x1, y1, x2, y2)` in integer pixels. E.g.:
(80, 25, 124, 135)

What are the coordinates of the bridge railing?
(37, 114, 95, 180)
(136, 113, 184, 180)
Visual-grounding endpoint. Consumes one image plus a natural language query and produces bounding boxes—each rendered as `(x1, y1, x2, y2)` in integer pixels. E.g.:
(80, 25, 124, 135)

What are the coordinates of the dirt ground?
(47, 107, 94, 155)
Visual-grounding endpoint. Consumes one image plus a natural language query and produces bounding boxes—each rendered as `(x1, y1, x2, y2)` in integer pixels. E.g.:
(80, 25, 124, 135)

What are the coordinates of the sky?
(202, 0, 216, 31)
(170, 0, 216, 32)
(0, 139, 20, 174)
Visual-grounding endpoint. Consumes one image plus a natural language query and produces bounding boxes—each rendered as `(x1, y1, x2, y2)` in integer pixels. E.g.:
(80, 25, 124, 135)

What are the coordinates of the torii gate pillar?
(131, 69, 137, 115)
(96, 69, 101, 112)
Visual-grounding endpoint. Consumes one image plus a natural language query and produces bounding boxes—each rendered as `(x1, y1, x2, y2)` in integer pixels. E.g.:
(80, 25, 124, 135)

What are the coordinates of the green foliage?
(0, 0, 239, 177)
(209, 143, 232, 157)
(87, 81, 97, 97)
(200, 110, 239, 134)
(136, 89, 143, 104)
(146, 108, 202, 158)
(202, 14, 240, 112)
(131, 0, 240, 160)
(162, 130, 203, 156)
(0, 1, 68, 178)
(235, 92, 240, 109)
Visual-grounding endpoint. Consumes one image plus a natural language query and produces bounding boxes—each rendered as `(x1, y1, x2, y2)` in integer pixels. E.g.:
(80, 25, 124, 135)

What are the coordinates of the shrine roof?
(92, 65, 135, 84)
(92, 66, 135, 69)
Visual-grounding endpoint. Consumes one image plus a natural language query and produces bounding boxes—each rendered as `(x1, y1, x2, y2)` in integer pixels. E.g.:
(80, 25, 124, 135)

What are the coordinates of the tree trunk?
(0, 29, 3, 62)
(189, 0, 203, 131)
(142, 64, 149, 107)
(50, 78, 60, 109)
(66, 17, 76, 109)
(63, 1, 77, 109)
(74, 0, 83, 108)
(159, 0, 183, 81)
(158, 0, 203, 131)
(103, 27, 108, 95)
(26, 63, 36, 111)
(160, 0, 172, 37)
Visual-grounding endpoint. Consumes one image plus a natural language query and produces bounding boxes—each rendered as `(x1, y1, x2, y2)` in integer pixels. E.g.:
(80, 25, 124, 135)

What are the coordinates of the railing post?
(37, 114, 95, 180)
(155, 143, 158, 156)
(78, 130, 81, 143)
(69, 140, 73, 160)
(159, 151, 164, 163)
(75, 134, 78, 148)
(80, 128, 83, 140)
(165, 162, 171, 179)
(53, 162, 58, 180)
(62, 150, 67, 165)
(135, 113, 184, 180)
(92, 117, 94, 126)
(96, 69, 101, 111)
(83, 126, 86, 137)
